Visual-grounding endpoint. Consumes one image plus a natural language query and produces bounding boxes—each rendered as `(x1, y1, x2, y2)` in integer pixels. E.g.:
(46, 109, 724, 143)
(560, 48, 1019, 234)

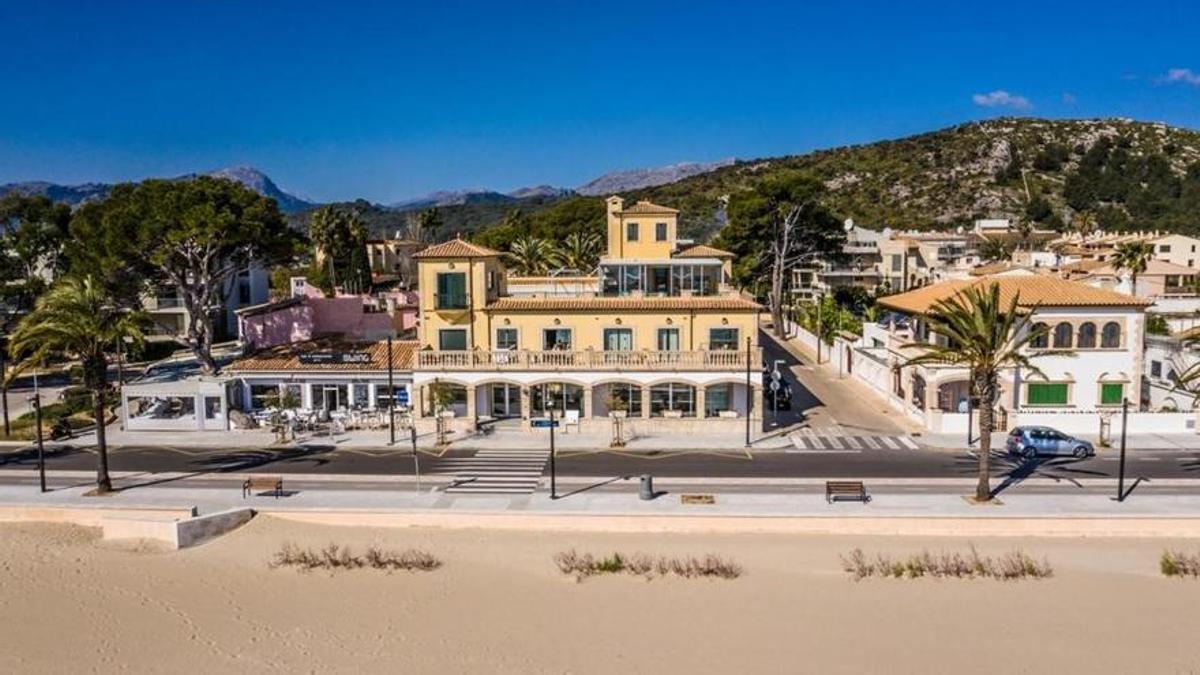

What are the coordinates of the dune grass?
(554, 549, 742, 581)
(841, 546, 1052, 581)
(270, 542, 441, 573)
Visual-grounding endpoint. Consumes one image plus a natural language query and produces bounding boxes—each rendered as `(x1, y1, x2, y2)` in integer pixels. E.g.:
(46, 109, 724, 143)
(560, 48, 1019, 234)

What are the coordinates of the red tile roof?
(674, 244, 734, 259)
(616, 200, 679, 215)
(411, 239, 501, 259)
(485, 296, 761, 312)
(877, 275, 1152, 315)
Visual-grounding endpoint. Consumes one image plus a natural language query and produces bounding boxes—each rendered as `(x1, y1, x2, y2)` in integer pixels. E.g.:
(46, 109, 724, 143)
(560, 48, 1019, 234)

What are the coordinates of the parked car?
(1005, 426, 1095, 458)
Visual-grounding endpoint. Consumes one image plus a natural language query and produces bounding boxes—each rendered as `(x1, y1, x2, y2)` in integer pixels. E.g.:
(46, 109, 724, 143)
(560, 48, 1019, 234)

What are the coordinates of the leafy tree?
(713, 172, 845, 337)
(1111, 240, 1155, 296)
(1146, 315, 1171, 336)
(68, 177, 298, 374)
(0, 194, 72, 321)
(8, 276, 147, 493)
(901, 284, 1051, 502)
(505, 236, 558, 275)
(1032, 143, 1069, 172)
(308, 205, 372, 294)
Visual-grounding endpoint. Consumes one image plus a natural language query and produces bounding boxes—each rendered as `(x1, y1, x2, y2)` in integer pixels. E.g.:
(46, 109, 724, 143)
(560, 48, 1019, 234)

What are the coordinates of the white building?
(852, 272, 1152, 435)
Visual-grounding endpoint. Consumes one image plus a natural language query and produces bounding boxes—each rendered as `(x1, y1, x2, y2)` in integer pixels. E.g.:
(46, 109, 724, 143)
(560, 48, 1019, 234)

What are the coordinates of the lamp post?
(31, 369, 45, 493)
(1, 343, 9, 437)
(1117, 398, 1129, 502)
(409, 424, 421, 493)
(548, 403, 558, 500)
(744, 336, 753, 448)
(387, 335, 396, 446)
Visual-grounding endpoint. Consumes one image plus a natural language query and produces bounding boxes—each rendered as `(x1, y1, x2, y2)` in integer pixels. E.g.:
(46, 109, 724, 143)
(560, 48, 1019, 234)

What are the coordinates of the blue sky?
(2, 0, 1199, 203)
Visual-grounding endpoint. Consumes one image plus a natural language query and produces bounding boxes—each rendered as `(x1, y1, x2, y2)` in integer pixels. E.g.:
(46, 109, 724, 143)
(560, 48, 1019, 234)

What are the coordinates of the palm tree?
(1072, 211, 1097, 239)
(505, 236, 557, 275)
(901, 283, 1050, 502)
(556, 231, 602, 272)
(8, 276, 147, 493)
(1111, 240, 1155, 296)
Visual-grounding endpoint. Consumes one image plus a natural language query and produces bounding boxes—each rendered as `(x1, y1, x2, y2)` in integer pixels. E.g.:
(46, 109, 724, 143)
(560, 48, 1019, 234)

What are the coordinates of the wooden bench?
(242, 475, 284, 499)
(825, 480, 868, 504)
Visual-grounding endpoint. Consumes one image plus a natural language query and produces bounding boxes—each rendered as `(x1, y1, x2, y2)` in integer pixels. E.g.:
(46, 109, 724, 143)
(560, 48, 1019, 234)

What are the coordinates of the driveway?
(760, 328, 916, 436)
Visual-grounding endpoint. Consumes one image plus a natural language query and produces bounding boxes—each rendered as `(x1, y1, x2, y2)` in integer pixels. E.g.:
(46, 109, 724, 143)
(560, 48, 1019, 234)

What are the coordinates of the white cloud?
(972, 90, 1032, 110)
(1161, 68, 1200, 85)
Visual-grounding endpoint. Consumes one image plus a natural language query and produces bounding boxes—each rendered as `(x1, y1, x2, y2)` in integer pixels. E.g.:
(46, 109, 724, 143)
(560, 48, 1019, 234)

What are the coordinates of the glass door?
(603, 328, 633, 351)
(657, 328, 680, 351)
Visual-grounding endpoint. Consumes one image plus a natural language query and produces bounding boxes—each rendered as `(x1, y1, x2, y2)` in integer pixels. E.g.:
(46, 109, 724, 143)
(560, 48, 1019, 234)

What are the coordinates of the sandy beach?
(2, 518, 1200, 674)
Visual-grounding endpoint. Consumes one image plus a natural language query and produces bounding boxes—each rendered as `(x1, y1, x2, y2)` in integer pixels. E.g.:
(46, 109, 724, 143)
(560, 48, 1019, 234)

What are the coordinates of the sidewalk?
(4, 470, 1200, 528)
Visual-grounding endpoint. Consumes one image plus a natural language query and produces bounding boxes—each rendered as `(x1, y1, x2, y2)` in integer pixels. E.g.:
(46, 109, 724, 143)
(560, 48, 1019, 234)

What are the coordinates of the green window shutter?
(1028, 383, 1068, 405)
(1100, 383, 1125, 406)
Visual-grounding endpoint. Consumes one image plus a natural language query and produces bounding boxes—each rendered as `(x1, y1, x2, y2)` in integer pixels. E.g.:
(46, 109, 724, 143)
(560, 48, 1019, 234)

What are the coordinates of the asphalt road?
(2, 443, 1200, 481)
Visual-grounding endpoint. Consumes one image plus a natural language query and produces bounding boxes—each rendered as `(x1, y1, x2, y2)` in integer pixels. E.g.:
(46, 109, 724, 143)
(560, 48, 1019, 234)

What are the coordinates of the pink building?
(237, 284, 417, 350)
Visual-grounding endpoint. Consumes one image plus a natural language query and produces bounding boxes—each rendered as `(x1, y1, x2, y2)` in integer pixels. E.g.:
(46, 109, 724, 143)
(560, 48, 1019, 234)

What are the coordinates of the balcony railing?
(416, 348, 761, 371)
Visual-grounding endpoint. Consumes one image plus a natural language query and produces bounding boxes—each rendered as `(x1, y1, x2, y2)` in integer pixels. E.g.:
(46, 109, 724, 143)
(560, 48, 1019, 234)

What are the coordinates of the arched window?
(1101, 322, 1121, 348)
(1053, 322, 1073, 349)
(1077, 322, 1097, 349)
(1030, 322, 1049, 349)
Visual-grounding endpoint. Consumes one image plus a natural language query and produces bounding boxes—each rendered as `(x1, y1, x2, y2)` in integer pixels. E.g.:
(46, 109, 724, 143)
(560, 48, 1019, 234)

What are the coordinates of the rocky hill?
(633, 117, 1200, 239)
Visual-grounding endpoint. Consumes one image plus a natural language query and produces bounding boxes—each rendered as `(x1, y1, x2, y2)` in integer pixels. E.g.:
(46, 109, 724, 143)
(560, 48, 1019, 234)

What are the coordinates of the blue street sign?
(394, 389, 409, 404)
(531, 418, 559, 429)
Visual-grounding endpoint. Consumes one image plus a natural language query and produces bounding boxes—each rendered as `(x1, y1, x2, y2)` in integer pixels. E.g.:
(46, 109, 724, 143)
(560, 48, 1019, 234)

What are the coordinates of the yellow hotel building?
(411, 196, 764, 434)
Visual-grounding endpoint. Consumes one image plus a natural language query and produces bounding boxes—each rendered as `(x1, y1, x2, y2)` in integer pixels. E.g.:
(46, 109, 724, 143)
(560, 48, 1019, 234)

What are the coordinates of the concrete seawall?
(262, 510, 1200, 538)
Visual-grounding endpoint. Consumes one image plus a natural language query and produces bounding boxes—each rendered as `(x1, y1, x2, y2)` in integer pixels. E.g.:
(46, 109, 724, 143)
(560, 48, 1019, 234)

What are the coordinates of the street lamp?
(744, 336, 753, 448)
(1117, 398, 1129, 502)
(409, 424, 421, 493)
(30, 370, 45, 493)
(547, 400, 558, 500)
(387, 335, 396, 446)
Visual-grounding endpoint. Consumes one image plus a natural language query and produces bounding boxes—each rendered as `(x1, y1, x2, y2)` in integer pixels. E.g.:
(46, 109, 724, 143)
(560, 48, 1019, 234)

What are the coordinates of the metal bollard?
(639, 474, 654, 500)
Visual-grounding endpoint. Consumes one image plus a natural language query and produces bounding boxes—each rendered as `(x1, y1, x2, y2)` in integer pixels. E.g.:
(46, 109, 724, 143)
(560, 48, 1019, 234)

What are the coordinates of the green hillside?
(635, 117, 1200, 241)
(291, 117, 1200, 247)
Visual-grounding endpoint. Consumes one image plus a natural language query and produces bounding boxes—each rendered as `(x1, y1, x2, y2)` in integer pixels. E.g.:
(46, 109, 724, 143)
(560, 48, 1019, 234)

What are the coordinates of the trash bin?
(639, 474, 654, 500)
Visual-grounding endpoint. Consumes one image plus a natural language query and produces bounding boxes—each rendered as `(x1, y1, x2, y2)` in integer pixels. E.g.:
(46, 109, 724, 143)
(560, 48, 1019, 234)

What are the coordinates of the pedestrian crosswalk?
(436, 449, 550, 494)
(788, 428, 920, 452)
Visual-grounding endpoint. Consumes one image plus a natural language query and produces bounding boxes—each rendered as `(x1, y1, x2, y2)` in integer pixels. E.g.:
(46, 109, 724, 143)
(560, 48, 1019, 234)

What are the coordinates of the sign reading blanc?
(297, 351, 373, 365)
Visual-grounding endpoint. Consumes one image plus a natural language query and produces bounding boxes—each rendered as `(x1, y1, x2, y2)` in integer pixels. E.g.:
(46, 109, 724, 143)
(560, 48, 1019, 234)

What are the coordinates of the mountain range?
(7, 117, 1200, 242)
(0, 165, 316, 214)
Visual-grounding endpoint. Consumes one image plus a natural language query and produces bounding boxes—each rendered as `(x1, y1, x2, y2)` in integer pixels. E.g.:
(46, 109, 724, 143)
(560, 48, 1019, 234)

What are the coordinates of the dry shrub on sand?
(554, 549, 742, 581)
(1160, 550, 1200, 577)
(271, 542, 441, 573)
(840, 546, 1052, 581)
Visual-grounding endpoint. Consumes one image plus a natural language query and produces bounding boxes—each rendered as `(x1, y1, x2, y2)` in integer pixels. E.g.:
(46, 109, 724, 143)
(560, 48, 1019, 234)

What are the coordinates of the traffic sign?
(394, 388, 409, 404)
(770, 380, 780, 392)
(532, 418, 559, 429)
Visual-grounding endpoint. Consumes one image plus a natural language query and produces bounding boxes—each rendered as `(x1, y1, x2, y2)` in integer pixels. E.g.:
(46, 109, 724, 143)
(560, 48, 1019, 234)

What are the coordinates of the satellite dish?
(844, 218, 854, 232)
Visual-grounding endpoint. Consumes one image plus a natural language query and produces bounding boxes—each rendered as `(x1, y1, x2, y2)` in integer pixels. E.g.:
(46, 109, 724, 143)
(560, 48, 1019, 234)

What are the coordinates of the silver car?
(1005, 426, 1095, 458)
